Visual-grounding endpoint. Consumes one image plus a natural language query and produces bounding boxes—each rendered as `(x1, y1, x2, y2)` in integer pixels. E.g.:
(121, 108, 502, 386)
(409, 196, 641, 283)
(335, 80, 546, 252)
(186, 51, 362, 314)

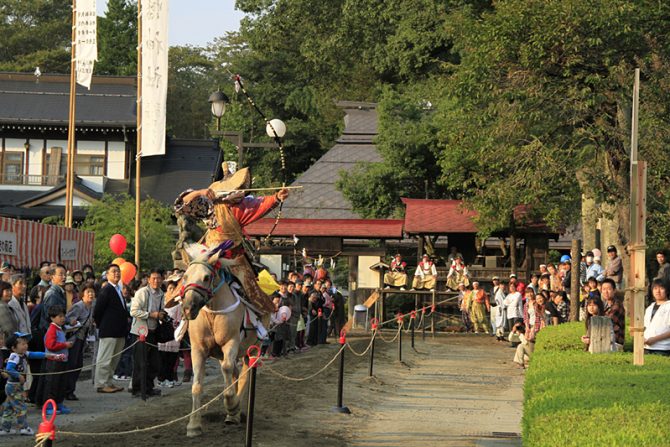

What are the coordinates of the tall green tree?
(80, 194, 175, 271)
(0, 0, 71, 72)
(96, 0, 137, 75)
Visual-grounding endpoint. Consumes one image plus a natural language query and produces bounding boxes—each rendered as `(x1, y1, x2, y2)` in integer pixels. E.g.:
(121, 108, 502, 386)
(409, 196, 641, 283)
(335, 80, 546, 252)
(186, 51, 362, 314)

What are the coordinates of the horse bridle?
(179, 261, 223, 307)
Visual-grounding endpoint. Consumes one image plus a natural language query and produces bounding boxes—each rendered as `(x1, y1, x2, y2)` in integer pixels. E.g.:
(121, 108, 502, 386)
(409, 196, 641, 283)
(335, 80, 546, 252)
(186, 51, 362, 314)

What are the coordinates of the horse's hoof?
(224, 413, 241, 425)
(186, 427, 203, 437)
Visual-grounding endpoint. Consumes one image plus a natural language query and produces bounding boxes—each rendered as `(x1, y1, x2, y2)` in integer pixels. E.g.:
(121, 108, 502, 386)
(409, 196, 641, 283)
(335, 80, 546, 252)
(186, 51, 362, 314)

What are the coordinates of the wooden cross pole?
(628, 68, 646, 366)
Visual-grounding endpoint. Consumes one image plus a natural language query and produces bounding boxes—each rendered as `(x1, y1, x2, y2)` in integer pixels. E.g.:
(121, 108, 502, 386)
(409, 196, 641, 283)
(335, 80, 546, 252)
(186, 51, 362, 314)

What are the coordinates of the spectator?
(113, 284, 134, 382)
(306, 290, 321, 346)
(601, 278, 625, 351)
(40, 305, 73, 414)
(581, 297, 611, 352)
(93, 264, 129, 394)
(528, 273, 540, 295)
(286, 281, 300, 353)
(71, 270, 84, 291)
(490, 277, 507, 341)
(546, 291, 569, 325)
(447, 246, 464, 264)
(64, 275, 78, 310)
(603, 246, 623, 288)
(503, 283, 523, 334)
(129, 268, 165, 397)
(269, 296, 290, 357)
(547, 264, 562, 292)
(28, 266, 51, 306)
(8, 275, 31, 336)
(0, 333, 60, 436)
(64, 285, 95, 401)
(0, 281, 17, 340)
(538, 273, 550, 291)
(512, 322, 531, 369)
(585, 251, 604, 283)
(653, 250, 670, 289)
(643, 279, 670, 356)
(561, 260, 572, 292)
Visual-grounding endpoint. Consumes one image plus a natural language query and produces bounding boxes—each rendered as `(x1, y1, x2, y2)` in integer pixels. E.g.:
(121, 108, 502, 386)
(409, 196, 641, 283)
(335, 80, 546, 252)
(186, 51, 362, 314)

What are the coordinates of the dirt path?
(8, 333, 523, 447)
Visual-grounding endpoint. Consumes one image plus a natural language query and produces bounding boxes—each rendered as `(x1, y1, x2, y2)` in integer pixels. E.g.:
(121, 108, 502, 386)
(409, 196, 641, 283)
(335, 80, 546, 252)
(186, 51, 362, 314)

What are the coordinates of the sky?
(96, 0, 245, 47)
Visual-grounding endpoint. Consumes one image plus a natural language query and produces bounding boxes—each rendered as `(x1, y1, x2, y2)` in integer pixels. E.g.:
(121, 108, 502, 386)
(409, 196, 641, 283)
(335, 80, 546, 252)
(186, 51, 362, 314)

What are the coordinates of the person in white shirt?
(644, 279, 670, 356)
(503, 283, 523, 332)
(412, 255, 438, 291)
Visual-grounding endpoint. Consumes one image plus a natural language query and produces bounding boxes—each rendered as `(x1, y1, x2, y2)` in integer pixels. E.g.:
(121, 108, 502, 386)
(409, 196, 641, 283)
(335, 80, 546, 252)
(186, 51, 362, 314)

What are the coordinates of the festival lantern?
(265, 119, 286, 138)
(109, 234, 127, 255)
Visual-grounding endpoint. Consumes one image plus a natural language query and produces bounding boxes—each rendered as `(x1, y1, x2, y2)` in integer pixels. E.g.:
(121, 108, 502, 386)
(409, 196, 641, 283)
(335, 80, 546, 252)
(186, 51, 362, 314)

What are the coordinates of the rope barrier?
(34, 433, 51, 447)
(376, 325, 402, 344)
(58, 367, 251, 437)
(7, 339, 140, 377)
(345, 333, 377, 357)
(262, 344, 345, 382)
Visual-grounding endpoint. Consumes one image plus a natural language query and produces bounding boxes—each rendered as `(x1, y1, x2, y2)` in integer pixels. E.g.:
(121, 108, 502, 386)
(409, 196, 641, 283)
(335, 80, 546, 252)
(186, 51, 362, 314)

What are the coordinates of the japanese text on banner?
(141, 0, 169, 157)
(75, 0, 98, 89)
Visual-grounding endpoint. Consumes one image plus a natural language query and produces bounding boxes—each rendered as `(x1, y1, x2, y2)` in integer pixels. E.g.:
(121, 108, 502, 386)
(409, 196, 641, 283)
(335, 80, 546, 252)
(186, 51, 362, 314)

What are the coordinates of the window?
(75, 154, 104, 176)
(3, 152, 24, 184)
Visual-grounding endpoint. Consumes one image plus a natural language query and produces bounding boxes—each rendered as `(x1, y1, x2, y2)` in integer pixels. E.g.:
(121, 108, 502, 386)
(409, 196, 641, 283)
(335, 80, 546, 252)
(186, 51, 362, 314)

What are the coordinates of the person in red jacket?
(39, 305, 73, 415)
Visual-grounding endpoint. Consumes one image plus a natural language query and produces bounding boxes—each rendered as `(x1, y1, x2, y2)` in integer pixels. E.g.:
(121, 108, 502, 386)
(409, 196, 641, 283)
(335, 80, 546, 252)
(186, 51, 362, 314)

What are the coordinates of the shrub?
(523, 322, 670, 446)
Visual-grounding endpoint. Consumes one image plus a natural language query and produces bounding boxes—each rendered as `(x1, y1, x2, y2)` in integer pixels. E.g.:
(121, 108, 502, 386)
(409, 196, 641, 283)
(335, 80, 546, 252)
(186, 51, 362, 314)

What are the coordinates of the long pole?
(135, 0, 143, 267)
(64, 0, 78, 228)
(629, 68, 646, 366)
(570, 239, 581, 322)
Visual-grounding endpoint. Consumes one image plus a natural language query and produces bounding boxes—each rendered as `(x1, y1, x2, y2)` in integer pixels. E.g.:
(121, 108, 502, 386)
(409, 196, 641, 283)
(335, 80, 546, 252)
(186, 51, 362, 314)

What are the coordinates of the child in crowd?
(511, 322, 531, 369)
(39, 305, 73, 415)
(269, 296, 291, 358)
(581, 298, 616, 353)
(1, 333, 62, 436)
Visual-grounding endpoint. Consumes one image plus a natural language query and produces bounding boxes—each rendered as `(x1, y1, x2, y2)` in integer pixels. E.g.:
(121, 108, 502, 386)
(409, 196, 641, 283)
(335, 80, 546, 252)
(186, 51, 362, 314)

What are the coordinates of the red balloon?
(109, 234, 127, 255)
(120, 261, 137, 285)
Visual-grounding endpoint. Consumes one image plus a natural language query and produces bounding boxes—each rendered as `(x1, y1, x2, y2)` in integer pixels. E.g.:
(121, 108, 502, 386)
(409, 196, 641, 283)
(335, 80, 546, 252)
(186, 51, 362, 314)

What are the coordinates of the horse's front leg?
(220, 340, 241, 424)
(186, 347, 207, 437)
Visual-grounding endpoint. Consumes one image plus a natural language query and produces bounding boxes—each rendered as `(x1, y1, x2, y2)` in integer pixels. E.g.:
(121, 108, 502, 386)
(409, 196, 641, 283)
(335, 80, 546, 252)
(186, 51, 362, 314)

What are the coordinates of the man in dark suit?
(93, 264, 129, 393)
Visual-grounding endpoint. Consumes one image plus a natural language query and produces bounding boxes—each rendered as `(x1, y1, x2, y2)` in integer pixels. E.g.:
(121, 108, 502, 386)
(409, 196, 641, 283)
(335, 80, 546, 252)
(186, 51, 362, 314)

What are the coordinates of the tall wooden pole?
(64, 0, 78, 228)
(628, 68, 646, 366)
(569, 239, 581, 322)
(135, 0, 142, 267)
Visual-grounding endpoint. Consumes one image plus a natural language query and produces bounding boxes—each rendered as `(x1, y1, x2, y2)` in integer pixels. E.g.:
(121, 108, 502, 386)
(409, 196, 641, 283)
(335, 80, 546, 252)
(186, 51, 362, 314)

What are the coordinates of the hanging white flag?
(141, 0, 169, 157)
(75, 0, 97, 89)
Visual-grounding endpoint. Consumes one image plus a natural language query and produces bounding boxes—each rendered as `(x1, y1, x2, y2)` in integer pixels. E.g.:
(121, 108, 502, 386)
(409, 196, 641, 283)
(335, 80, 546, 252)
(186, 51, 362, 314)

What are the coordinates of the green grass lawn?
(523, 323, 670, 446)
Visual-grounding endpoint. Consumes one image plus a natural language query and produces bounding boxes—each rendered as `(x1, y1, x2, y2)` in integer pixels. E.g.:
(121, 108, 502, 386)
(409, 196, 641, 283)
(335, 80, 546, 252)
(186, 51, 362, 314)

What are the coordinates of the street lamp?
(209, 90, 230, 181)
(208, 90, 230, 131)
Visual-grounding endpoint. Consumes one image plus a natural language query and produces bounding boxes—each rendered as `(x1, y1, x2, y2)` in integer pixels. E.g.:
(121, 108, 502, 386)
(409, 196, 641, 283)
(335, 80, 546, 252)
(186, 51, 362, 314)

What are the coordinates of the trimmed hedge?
(523, 323, 670, 446)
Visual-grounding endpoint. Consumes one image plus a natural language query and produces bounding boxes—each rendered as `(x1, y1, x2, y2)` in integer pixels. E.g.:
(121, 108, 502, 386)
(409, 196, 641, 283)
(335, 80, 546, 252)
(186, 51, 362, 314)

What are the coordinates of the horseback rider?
(173, 166, 289, 314)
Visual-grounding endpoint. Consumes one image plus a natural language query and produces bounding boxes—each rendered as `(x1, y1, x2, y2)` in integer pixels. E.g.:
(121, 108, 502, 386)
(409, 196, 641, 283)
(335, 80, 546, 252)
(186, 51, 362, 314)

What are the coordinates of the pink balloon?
(109, 234, 127, 256)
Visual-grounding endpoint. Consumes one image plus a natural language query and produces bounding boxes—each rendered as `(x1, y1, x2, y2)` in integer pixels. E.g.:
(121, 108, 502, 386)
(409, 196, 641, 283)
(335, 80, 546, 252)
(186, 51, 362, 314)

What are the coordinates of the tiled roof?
(402, 198, 478, 234)
(245, 218, 404, 238)
(0, 72, 136, 128)
(281, 102, 381, 219)
(131, 139, 219, 204)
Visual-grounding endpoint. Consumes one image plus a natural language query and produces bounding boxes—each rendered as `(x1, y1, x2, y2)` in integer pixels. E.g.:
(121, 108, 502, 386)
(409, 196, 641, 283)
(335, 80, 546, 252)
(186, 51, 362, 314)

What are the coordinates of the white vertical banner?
(141, 0, 169, 157)
(75, 0, 97, 89)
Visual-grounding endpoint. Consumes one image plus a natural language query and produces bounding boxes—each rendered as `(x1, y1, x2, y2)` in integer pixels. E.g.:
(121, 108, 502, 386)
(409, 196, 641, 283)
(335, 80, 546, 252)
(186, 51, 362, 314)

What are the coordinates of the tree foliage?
(0, 0, 71, 72)
(80, 194, 175, 271)
(96, 0, 137, 75)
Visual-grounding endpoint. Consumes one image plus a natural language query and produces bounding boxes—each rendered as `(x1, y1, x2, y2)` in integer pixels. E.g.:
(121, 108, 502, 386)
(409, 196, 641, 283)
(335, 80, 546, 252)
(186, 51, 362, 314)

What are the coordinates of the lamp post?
(208, 90, 230, 181)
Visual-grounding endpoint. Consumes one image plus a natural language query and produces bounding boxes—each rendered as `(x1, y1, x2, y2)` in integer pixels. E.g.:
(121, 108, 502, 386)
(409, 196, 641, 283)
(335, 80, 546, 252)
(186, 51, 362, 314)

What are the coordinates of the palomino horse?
(178, 251, 259, 437)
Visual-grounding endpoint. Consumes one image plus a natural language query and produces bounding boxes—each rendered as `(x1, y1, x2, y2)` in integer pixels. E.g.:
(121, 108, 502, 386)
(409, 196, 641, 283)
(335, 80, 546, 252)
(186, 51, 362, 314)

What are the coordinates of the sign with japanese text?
(0, 232, 17, 256)
(60, 240, 78, 261)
